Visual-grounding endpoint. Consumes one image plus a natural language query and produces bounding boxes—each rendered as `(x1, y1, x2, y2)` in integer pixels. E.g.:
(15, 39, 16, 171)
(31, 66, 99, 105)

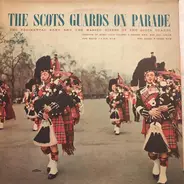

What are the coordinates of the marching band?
(0, 53, 182, 183)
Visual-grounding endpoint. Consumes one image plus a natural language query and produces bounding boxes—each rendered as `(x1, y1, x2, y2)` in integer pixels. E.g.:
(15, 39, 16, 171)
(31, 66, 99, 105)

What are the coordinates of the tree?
(0, 31, 6, 44)
(14, 57, 34, 97)
(0, 32, 34, 99)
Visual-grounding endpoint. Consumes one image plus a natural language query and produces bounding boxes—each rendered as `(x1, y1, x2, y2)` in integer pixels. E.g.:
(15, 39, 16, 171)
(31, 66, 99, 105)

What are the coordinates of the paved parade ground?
(0, 99, 183, 184)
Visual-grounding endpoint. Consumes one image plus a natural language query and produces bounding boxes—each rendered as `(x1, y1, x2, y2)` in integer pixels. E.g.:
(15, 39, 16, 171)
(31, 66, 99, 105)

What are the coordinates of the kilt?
(51, 108, 75, 155)
(111, 108, 123, 125)
(51, 115, 66, 144)
(62, 110, 75, 155)
(141, 119, 179, 157)
(123, 100, 130, 122)
(70, 106, 80, 125)
(117, 107, 123, 122)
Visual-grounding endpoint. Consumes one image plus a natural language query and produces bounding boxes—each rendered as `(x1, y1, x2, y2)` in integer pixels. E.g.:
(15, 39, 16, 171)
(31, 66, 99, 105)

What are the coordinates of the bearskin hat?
(108, 78, 117, 91)
(34, 56, 51, 82)
(25, 78, 37, 91)
(156, 62, 165, 71)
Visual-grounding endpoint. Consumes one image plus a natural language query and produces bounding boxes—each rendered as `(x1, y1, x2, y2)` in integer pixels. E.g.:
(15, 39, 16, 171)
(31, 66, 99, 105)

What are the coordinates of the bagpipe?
(158, 80, 182, 137)
(34, 87, 72, 117)
(70, 90, 81, 105)
(157, 70, 181, 81)
(65, 74, 84, 115)
(70, 89, 84, 116)
(141, 87, 173, 124)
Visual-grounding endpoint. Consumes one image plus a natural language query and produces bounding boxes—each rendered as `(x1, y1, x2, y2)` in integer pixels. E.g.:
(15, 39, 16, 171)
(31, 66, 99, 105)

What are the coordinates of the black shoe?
(153, 174, 159, 180)
(48, 173, 58, 180)
(47, 167, 50, 173)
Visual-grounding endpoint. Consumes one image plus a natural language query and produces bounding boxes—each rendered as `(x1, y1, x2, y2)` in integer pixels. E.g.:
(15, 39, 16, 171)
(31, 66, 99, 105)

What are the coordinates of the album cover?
(0, 0, 183, 183)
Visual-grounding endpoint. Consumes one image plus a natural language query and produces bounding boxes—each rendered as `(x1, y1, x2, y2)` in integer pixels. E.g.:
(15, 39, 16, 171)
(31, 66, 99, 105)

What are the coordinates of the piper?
(136, 70, 179, 184)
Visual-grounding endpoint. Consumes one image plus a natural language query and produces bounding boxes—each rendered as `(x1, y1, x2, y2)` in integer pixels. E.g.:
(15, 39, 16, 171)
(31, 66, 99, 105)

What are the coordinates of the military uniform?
(106, 79, 125, 135)
(136, 72, 179, 184)
(27, 56, 77, 180)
